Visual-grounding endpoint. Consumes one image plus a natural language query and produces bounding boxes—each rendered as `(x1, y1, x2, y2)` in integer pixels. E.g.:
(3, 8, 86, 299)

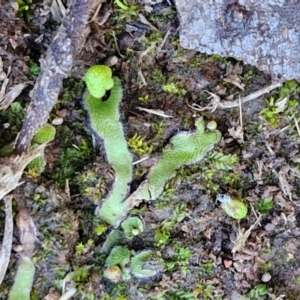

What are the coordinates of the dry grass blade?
(232, 215, 262, 254)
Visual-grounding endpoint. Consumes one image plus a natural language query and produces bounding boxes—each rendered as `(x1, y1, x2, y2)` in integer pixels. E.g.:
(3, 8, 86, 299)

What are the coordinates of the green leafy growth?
(217, 194, 248, 220)
(73, 267, 89, 283)
(153, 121, 165, 136)
(127, 118, 221, 206)
(208, 151, 239, 170)
(102, 229, 126, 253)
(15, 0, 33, 16)
(260, 80, 300, 129)
(32, 124, 56, 144)
(260, 97, 285, 128)
(0, 102, 25, 130)
(26, 125, 56, 176)
(128, 133, 153, 156)
(84, 77, 133, 226)
(174, 245, 191, 261)
(9, 257, 35, 300)
(162, 83, 186, 96)
(130, 250, 156, 279)
(193, 280, 217, 300)
(200, 260, 215, 277)
(114, 0, 138, 19)
(84, 66, 220, 226)
(53, 139, 91, 186)
(105, 246, 131, 268)
(257, 198, 274, 214)
(26, 155, 46, 177)
(247, 284, 268, 300)
(84, 65, 114, 98)
(154, 289, 196, 300)
(155, 203, 187, 248)
(0, 144, 14, 157)
(75, 242, 85, 254)
(165, 243, 191, 273)
(121, 216, 144, 239)
(138, 94, 149, 103)
(152, 68, 165, 84)
(278, 80, 299, 98)
(27, 59, 40, 80)
(94, 223, 108, 236)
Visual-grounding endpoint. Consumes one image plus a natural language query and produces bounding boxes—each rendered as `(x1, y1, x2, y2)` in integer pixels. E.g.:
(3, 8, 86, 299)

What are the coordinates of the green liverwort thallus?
(83, 64, 222, 226)
(217, 194, 247, 220)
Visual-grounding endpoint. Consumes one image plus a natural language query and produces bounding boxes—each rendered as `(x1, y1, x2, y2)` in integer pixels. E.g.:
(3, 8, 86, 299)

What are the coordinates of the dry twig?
(189, 82, 282, 112)
(15, 0, 98, 154)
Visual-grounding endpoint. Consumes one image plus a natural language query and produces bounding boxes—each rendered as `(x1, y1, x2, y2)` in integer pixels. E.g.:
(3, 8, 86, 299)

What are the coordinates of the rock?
(261, 272, 272, 282)
(174, 0, 300, 82)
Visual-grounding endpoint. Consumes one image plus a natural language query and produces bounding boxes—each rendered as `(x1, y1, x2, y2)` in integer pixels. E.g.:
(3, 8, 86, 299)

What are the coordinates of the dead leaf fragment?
(0, 83, 27, 110)
(0, 144, 46, 201)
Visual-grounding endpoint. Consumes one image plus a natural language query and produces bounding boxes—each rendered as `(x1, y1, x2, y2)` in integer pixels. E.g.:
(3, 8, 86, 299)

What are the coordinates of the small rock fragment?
(261, 272, 272, 282)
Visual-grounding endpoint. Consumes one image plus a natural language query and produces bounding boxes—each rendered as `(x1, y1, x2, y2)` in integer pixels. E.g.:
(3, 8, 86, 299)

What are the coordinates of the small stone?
(105, 56, 119, 67)
(264, 223, 275, 232)
(52, 117, 64, 125)
(224, 259, 232, 269)
(56, 108, 69, 118)
(261, 272, 272, 282)
(103, 265, 122, 282)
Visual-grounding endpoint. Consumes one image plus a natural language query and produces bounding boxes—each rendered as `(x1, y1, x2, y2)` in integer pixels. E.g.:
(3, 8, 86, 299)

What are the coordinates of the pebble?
(261, 272, 272, 282)
(52, 117, 63, 125)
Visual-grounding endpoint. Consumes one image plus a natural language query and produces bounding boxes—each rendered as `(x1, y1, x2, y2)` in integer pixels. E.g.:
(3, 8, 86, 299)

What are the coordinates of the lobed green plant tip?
(126, 117, 221, 207)
(217, 194, 248, 220)
(130, 250, 157, 279)
(105, 246, 131, 268)
(32, 124, 56, 144)
(121, 216, 144, 239)
(102, 229, 126, 253)
(84, 76, 133, 226)
(84, 65, 114, 99)
(9, 256, 35, 300)
(25, 124, 56, 176)
(84, 65, 221, 227)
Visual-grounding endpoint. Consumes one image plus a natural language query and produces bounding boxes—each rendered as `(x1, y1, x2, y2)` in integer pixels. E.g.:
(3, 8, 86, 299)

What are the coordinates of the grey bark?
(175, 0, 300, 82)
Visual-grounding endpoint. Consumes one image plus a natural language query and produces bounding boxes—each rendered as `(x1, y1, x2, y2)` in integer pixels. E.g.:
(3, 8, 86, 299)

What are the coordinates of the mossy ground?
(1, 1, 300, 299)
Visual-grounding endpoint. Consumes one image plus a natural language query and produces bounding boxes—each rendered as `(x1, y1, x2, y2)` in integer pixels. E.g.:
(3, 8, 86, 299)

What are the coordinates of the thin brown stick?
(15, 0, 97, 154)
(0, 196, 13, 285)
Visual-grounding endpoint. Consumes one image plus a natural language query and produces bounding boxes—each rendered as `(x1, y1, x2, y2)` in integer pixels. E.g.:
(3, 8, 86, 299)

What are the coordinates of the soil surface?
(1, 1, 300, 299)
